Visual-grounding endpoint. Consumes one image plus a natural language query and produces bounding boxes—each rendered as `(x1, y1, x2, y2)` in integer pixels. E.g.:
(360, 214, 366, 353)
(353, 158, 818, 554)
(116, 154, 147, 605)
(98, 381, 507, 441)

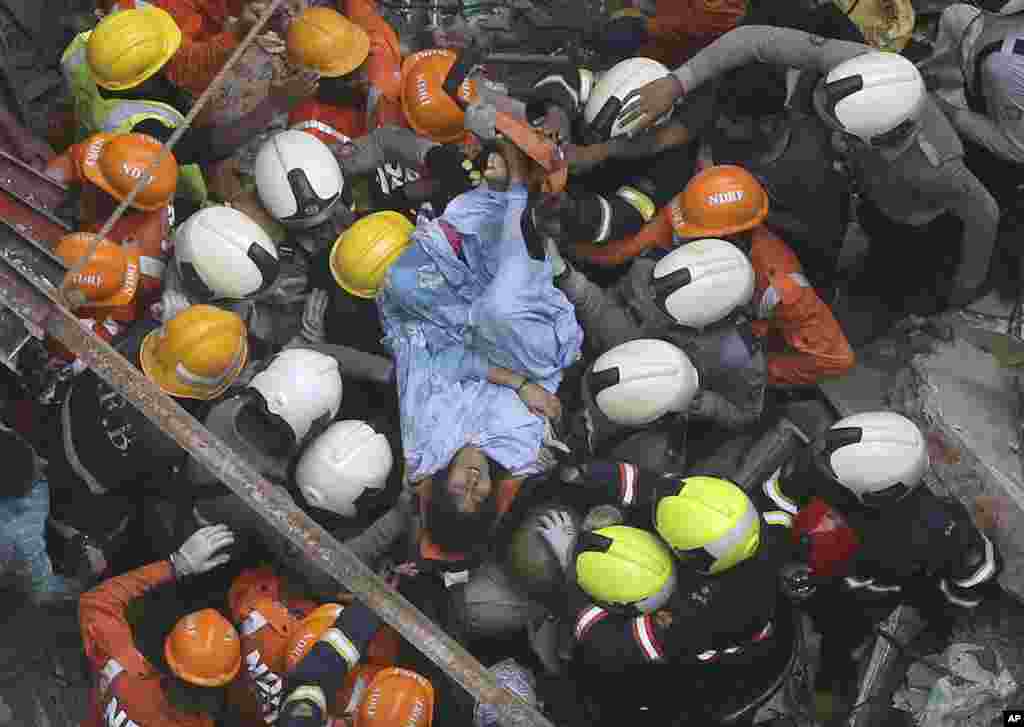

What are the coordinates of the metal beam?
(0, 257, 557, 727)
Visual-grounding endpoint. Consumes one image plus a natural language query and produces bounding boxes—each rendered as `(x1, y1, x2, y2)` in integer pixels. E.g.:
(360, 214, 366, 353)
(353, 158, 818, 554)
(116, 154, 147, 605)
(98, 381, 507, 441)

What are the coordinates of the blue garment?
(0, 477, 74, 598)
(378, 184, 583, 481)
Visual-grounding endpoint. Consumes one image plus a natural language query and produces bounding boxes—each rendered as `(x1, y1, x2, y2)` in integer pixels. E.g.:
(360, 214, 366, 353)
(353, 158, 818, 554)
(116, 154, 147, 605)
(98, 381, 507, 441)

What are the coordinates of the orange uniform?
(288, 98, 369, 146)
(341, 0, 405, 128)
(80, 560, 212, 727)
(638, 0, 747, 68)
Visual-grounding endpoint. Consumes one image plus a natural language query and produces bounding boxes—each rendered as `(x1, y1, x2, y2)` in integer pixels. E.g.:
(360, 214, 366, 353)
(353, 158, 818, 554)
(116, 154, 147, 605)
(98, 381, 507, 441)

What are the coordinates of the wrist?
(516, 378, 531, 394)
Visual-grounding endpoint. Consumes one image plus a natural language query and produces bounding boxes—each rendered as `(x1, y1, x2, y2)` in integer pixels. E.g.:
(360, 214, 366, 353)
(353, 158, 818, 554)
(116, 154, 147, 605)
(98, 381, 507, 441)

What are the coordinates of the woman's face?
(445, 447, 494, 513)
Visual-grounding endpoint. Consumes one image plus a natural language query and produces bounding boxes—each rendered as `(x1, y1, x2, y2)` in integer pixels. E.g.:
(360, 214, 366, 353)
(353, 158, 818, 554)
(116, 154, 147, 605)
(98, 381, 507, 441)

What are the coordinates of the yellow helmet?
(287, 7, 370, 78)
(330, 212, 414, 299)
(655, 476, 760, 575)
(574, 525, 676, 613)
(140, 305, 248, 400)
(86, 6, 182, 91)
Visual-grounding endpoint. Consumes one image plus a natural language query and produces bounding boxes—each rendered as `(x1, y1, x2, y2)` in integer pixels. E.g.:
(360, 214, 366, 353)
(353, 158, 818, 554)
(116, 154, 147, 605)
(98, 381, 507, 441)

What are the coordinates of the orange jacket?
(748, 226, 854, 386)
(640, 0, 746, 67)
(341, 0, 406, 128)
(80, 560, 213, 727)
(288, 98, 369, 145)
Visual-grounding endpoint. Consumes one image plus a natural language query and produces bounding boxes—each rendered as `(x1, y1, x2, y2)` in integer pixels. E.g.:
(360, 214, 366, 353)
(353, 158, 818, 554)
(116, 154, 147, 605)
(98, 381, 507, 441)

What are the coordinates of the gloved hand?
(465, 102, 498, 141)
(300, 289, 329, 344)
(160, 289, 191, 323)
(536, 510, 578, 572)
(171, 524, 235, 578)
(593, 14, 649, 59)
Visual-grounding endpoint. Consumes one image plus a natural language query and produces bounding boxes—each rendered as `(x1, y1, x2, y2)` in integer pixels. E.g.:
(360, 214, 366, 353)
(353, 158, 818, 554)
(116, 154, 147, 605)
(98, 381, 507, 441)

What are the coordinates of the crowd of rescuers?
(0, 0, 1017, 724)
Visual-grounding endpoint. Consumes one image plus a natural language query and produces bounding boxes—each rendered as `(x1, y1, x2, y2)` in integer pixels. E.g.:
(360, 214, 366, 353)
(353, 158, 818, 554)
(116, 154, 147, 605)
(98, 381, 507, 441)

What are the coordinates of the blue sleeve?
(443, 184, 509, 240)
(287, 601, 383, 690)
(434, 344, 490, 382)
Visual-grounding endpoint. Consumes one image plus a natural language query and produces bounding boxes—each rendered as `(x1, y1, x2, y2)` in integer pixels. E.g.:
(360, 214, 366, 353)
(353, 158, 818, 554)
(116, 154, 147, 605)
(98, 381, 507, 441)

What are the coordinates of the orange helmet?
(56, 233, 141, 308)
(355, 668, 434, 727)
(287, 7, 369, 77)
(668, 164, 769, 239)
(400, 49, 477, 143)
(164, 609, 242, 687)
(228, 567, 282, 623)
(78, 132, 178, 211)
(284, 603, 345, 672)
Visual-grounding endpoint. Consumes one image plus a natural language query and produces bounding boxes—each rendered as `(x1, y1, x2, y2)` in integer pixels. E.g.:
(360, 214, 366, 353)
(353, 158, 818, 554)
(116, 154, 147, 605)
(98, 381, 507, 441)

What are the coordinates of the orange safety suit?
(341, 0, 406, 128)
(288, 98, 369, 146)
(228, 573, 400, 726)
(572, 216, 854, 386)
(45, 142, 172, 321)
(79, 560, 213, 727)
(637, 0, 747, 68)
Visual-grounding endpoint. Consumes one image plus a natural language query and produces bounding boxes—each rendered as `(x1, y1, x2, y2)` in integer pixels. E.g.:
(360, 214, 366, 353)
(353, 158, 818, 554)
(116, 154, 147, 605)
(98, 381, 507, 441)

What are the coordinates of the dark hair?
(317, 75, 368, 109)
(716, 63, 788, 120)
(426, 460, 503, 554)
(0, 428, 37, 500)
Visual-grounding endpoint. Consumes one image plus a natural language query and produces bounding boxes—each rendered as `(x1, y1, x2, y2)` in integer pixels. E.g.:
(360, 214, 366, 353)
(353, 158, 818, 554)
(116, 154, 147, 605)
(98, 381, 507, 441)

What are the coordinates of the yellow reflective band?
(616, 186, 656, 222)
(284, 685, 327, 712)
(322, 627, 361, 669)
(762, 510, 793, 529)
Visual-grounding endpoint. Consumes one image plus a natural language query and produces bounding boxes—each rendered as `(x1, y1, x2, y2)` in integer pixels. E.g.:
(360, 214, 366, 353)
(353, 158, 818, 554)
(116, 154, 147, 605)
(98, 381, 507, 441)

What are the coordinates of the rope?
(59, 0, 290, 307)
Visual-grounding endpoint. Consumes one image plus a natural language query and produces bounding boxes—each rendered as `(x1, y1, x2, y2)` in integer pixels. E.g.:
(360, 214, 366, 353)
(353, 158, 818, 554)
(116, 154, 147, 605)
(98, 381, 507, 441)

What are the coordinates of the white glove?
(536, 511, 577, 573)
(542, 416, 571, 455)
(160, 289, 191, 323)
(300, 289, 329, 344)
(464, 102, 498, 141)
(171, 524, 235, 578)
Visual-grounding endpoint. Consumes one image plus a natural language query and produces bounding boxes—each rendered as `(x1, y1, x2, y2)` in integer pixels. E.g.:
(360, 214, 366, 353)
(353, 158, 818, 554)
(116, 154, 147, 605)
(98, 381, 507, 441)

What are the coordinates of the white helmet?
(174, 206, 280, 300)
(583, 57, 672, 140)
(248, 348, 343, 445)
(296, 420, 393, 517)
(812, 52, 925, 146)
(813, 411, 928, 506)
(651, 238, 754, 328)
(588, 339, 699, 427)
(254, 130, 345, 229)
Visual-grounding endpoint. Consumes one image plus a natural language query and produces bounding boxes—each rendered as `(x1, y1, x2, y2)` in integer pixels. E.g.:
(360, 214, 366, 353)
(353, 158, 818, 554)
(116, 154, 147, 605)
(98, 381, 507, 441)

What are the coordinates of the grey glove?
(465, 102, 498, 140)
(171, 524, 235, 578)
(536, 510, 578, 573)
(160, 289, 191, 323)
(300, 289, 329, 344)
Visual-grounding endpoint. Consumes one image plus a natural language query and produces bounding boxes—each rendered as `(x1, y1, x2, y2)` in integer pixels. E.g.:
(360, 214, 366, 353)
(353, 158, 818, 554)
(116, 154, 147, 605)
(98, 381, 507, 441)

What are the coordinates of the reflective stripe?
(595, 195, 612, 243)
(865, 582, 902, 594)
(762, 467, 798, 515)
(175, 343, 243, 390)
(763, 510, 793, 529)
(696, 649, 719, 662)
(240, 610, 269, 637)
(752, 621, 773, 641)
(940, 578, 982, 608)
(631, 615, 664, 662)
(291, 119, 352, 146)
(574, 605, 608, 642)
(322, 627, 361, 669)
(844, 575, 875, 590)
(788, 272, 811, 289)
(284, 685, 327, 712)
(103, 101, 183, 132)
(534, 74, 579, 111)
(139, 255, 165, 279)
(953, 534, 997, 589)
(619, 462, 637, 506)
(616, 186, 656, 222)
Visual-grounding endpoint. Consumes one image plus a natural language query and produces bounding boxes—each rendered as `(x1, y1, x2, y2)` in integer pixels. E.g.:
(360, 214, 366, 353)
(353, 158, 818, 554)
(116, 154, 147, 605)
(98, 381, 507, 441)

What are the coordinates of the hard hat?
(651, 238, 754, 328)
(86, 5, 182, 91)
(174, 205, 280, 300)
(186, 395, 293, 487)
(254, 130, 345, 229)
(833, 0, 915, 51)
(247, 348, 343, 445)
(587, 338, 699, 427)
(228, 567, 282, 624)
(400, 49, 478, 143)
(296, 420, 393, 518)
(669, 165, 769, 239)
(812, 52, 925, 147)
(506, 506, 581, 599)
(812, 411, 927, 506)
(330, 211, 414, 299)
(474, 660, 538, 727)
(163, 609, 241, 687)
(355, 667, 435, 727)
(284, 603, 345, 673)
(792, 497, 860, 579)
(79, 133, 178, 211)
(574, 525, 676, 613)
(56, 233, 141, 308)
(655, 476, 760, 575)
(139, 304, 248, 400)
(287, 7, 370, 77)
(583, 57, 672, 140)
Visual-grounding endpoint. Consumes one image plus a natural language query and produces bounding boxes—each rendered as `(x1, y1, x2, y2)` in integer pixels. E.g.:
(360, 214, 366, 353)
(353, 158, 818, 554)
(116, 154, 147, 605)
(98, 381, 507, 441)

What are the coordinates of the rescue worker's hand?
(519, 381, 562, 419)
(617, 75, 685, 135)
(171, 524, 236, 578)
(300, 288, 329, 344)
(271, 71, 320, 111)
(159, 289, 191, 323)
(255, 30, 287, 55)
(536, 510, 578, 572)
